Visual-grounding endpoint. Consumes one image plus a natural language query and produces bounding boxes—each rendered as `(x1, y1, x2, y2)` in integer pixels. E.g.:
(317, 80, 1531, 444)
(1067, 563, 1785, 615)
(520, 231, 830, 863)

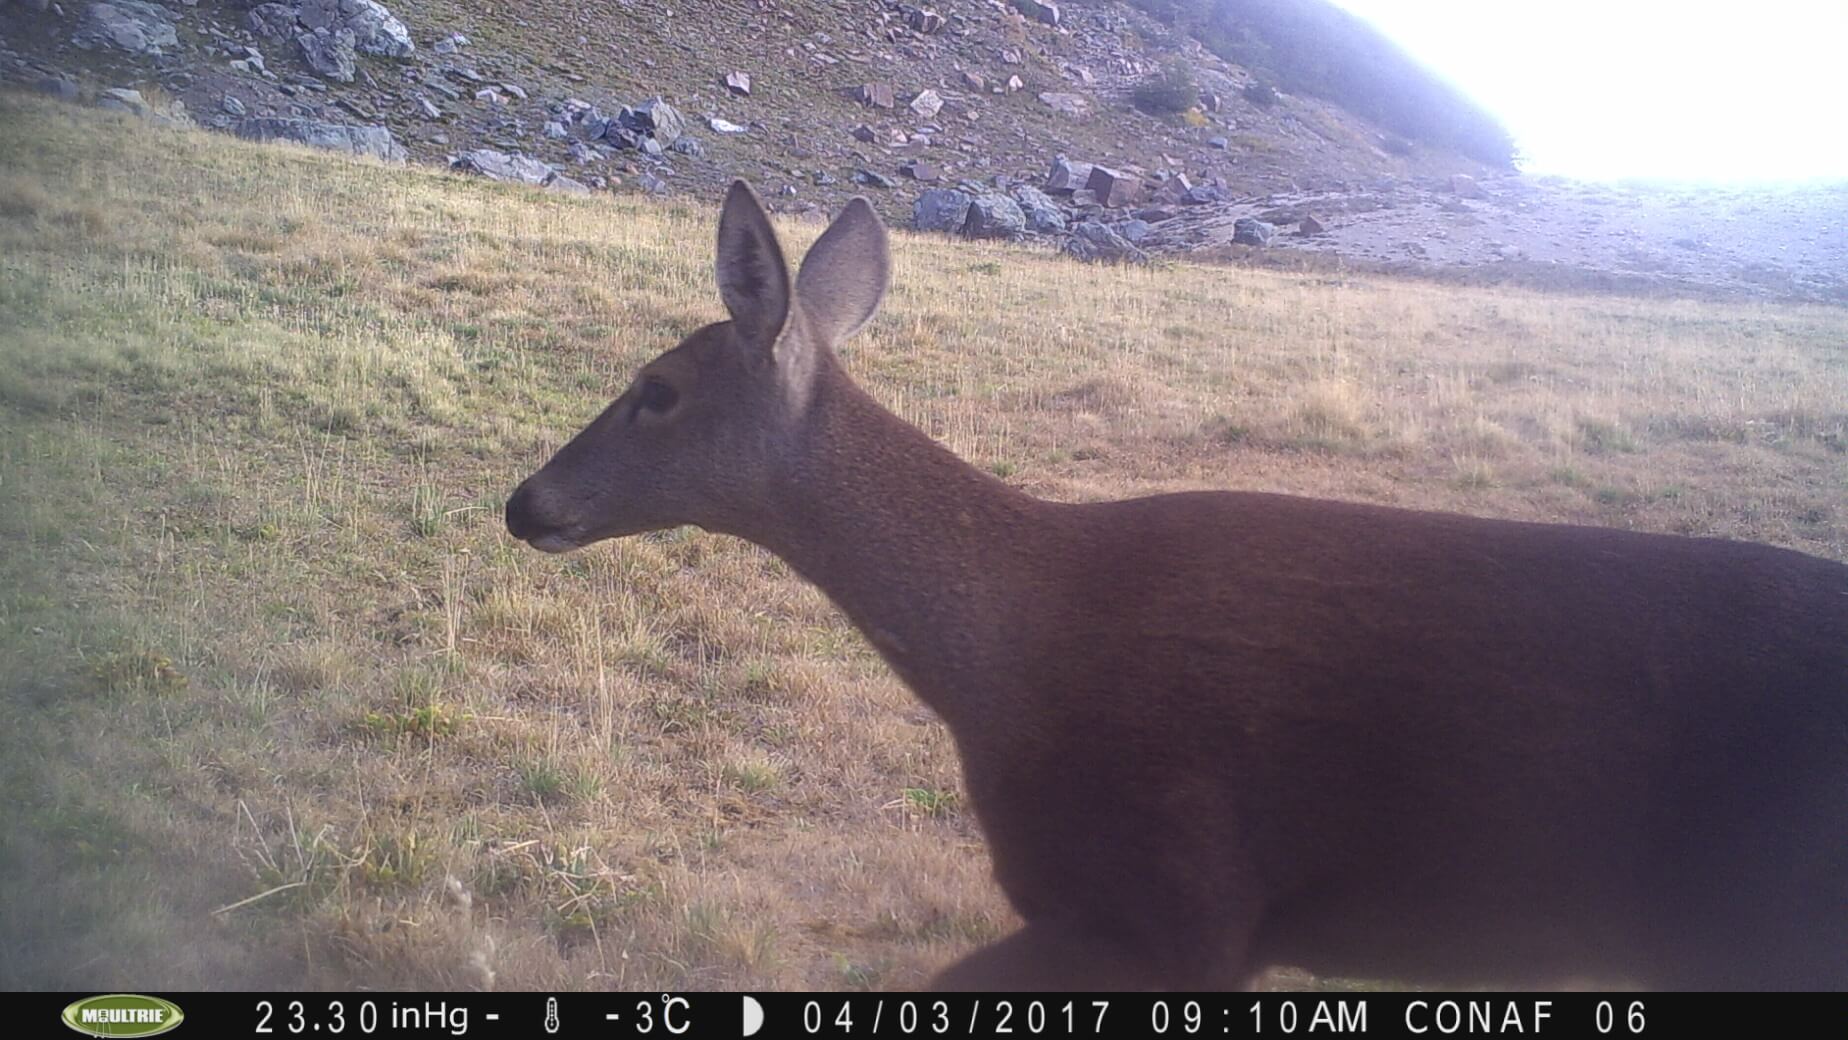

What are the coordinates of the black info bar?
(29, 991, 1842, 1039)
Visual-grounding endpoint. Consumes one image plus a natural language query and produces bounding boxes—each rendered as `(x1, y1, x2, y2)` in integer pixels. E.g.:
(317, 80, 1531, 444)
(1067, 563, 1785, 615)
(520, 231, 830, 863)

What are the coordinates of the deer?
(506, 181, 1848, 991)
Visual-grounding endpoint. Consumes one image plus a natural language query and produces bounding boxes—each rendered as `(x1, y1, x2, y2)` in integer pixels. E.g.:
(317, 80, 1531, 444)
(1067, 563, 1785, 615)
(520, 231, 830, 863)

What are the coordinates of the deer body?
(506, 183, 1848, 990)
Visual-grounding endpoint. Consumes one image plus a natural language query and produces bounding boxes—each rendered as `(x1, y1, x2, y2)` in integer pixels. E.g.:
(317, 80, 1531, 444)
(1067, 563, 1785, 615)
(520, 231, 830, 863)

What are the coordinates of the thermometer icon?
(544, 996, 560, 1034)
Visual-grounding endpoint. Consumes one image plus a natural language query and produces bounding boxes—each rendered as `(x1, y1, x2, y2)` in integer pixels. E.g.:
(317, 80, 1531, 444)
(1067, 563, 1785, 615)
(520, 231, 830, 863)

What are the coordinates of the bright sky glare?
(1328, 1, 1848, 183)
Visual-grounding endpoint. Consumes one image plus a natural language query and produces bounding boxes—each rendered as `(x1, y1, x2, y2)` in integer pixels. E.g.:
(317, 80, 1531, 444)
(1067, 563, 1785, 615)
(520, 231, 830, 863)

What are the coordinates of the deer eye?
(635, 377, 679, 415)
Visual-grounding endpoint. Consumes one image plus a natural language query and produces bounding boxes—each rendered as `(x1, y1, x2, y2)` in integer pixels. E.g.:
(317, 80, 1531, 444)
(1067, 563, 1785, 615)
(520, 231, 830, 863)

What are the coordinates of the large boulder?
(452, 149, 556, 186)
(909, 89, 943, 119)
(296, 28, 358, 82)
(95, 87, 149, 117)
(1232, 217, 1276, 247)
(451, 149, 587, 194)
(246, 3, 299, 40)
(961, 194, 1027, 240)
(298, 0, 415, 58)
(856, 82, 895, 109)
(1011, 0, 1061, 26)
(1012, 185, 1067, 233)
(1064, 221, 1149, 264)
(235, 117, 406, 161)
(912, 188, 972, 232)
(620, 98, 685, 147)
(75, 2, 178, 56)
(1085, 166, 1141, 208)
(1044, 157, 1093, 194)
(1116, 219, 1153, 244)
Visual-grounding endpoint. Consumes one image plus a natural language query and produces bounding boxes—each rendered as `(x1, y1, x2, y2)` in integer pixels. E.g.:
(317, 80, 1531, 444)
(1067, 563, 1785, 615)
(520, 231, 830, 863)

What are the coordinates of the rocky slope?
(3, 0, 1844, 302)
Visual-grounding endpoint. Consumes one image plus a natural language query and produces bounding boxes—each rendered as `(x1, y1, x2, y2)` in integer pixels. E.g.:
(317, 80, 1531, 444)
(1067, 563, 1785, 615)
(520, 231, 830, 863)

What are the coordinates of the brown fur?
(507, 182, 1848, 990)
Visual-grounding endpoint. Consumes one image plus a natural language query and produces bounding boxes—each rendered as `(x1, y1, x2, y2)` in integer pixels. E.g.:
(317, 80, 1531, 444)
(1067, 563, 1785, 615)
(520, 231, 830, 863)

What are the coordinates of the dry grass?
(0, 93, 1844, 991)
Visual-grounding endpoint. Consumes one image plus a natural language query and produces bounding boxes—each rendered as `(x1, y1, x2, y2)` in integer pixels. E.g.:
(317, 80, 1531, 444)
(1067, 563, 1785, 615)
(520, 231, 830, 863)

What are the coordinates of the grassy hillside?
(1, 93, 1843, 990)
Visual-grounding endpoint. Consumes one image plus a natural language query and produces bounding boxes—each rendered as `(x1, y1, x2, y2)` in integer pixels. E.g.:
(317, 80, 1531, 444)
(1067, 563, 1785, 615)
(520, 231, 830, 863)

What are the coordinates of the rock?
(1448, 173, 1486, 199)
(1117, 219, 1152, 244)
(912, 188, 973, 232)
(34, 76, 81, 101)
(849, 123, 877, 143)
(543, 120, 568, 139)
(724, 70, 752, 96)
(909, 89, 943, 119)
(1011, 0, 1060, 26)
(1297, 214, 1326, 236)
(905, 7, 945, 33)
(708, 117, 747, 134)
(1232, 217, 1275, 247)
(1135, 207, 1176, 223)
(1006, 75, 1024, 93)
(76, 1, 178, 56)
(452, 148, 557, 186)
(236, 116, 406, 161)
(296, 28, 358, 82)
(1037, 92, 1088, 118)
(1000, 48, 1023, 66)
(639, 137, 664, 157)
(1044, 157, 1093, 194)
(474, 88, 503, 106)
(96, 87, 148, 117)
(1012, 184, 1066, 233)
(670, 135, 704, 157)
(1182, 184, 1226, 205)
(298, 0, 414, 59)
(416, 95, 442, 120)
(1064, 221, 1148, 264)
(221, 94, 247, 117)
(545, 173, 591, 195)
(1209, 136, 1229, 150)
(962, 194, 1026, 240)
(853, 169, 897, 189)
(622, 98, 685, 146)
(1067, 188, 1098, 207)
(1200, 91, 1222, 113)
(637, 172, 668, 194)
(961, 71, 986, 92)
(811, 170, 837, 186)
(1085, 166, 1140, 208)
(1153, 174, 1194, 205)
(567, 139, 598, 164)
(500, 83, 527, 101)
(899, 160, 940, 182)
(432, 37, 457, 55)
(857, 82, 894, 109)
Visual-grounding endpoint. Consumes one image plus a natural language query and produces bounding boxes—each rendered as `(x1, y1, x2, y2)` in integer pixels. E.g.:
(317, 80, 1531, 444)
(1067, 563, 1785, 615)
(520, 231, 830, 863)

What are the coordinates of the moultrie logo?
(60, 995, 185, 1038)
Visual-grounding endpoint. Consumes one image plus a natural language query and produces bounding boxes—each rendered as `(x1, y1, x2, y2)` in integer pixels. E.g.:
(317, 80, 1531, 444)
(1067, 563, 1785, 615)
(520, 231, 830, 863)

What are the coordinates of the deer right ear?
(715, 181, 792, 357)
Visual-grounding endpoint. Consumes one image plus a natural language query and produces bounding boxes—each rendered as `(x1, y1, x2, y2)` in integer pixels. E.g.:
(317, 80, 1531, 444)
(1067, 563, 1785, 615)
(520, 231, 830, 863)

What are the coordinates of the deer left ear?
(795, 197, 890, 347)
(714, 180, 792, 357)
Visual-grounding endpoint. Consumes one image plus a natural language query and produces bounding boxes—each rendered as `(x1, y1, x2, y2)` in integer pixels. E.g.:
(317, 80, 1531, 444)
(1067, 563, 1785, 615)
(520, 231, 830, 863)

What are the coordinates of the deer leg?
(930, 917, 1250, 991)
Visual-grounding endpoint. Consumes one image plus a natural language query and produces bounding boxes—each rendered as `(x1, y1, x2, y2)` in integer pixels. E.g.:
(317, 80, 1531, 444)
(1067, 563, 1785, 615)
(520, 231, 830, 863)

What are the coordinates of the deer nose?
(504, 482, 548, 542)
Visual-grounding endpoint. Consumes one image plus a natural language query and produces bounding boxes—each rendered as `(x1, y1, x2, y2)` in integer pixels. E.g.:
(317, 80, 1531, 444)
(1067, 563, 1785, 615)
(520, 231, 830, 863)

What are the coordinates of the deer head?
(505, 181, 891, 551)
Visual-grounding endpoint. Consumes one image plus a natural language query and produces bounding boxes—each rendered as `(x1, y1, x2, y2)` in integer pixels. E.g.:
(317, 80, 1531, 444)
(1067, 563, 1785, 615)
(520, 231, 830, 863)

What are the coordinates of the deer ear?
(715, 181, 791, 354)
(796, 197, 890, 346)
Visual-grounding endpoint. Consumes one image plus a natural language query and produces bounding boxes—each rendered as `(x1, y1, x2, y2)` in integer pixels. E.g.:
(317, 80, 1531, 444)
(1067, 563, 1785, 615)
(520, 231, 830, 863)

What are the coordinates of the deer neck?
(735, 358, 1044, 718)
